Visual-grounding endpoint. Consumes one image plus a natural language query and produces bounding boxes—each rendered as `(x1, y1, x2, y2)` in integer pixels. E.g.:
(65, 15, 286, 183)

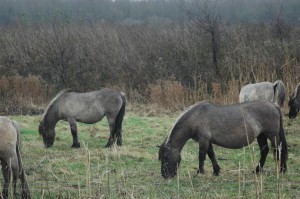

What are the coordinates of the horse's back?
(239, 82, 274, 103)
(57, 89, 124, 123)
(188, 101, 281, 148)
(240, 100, 280, 120)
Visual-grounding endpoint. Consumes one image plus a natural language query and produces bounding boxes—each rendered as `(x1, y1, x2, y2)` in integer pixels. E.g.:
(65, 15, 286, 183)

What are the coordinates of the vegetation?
(0, 0, 300, 114)
(3, 106, 300, 198)
(0, 0, 300, 198)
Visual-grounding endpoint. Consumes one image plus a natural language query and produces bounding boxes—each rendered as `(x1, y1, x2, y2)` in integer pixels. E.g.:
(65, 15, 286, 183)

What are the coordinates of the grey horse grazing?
(239, 80, 285, 107)
(39, 88, 126, 148)
(158, 101, 288, 179)
(0, 116, 30, 199)
(288, 83, 300, 119)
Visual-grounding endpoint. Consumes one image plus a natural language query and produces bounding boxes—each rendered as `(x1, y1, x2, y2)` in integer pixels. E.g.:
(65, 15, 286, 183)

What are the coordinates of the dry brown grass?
(0, 75, 54, 114)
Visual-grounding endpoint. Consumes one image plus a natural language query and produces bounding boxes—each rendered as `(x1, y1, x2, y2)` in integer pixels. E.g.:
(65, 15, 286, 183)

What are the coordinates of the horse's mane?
(41, 89, 71, 121)
(164, 101, 206, 146)
(293, 83, 300, 98)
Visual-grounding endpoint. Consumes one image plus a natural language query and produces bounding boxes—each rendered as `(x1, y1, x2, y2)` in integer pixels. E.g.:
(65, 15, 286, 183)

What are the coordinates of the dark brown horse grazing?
(0, 116, 30, 199)
(158, 101, 288, 179)
(288, 83, 300, 119)
(39, 88, 126, 148)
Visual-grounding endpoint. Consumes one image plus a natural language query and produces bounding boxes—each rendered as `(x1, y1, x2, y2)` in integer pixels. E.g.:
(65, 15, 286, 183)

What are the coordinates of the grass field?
(3, 105, 300, 198)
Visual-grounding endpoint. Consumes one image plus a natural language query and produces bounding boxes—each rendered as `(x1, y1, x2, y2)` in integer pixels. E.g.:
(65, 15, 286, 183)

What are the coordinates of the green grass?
(3, 108, 300, 198)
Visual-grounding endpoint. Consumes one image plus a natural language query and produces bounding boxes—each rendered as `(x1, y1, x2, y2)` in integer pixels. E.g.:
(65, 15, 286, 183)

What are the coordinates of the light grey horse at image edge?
(158, 100, 288, 179)
(0, 116, 30, 199)
(39, 88, 126, 148)
(239, 80, 285, 107)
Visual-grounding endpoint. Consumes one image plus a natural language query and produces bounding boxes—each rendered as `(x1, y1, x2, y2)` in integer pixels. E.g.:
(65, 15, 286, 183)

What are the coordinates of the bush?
(0, 75, 54, 115)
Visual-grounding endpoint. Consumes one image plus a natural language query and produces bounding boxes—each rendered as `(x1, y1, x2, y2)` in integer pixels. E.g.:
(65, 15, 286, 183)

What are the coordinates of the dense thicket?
(0, 0, 299, 113)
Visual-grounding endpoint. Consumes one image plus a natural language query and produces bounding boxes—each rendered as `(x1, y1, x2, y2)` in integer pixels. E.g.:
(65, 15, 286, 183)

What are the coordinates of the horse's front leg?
(69, 120, 80, 148)
(207, 143, 221, 176)
(197, 141, 209, 175)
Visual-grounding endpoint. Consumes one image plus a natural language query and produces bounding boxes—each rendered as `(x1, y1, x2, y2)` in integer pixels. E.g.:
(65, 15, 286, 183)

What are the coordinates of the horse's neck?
(43, 109, 59, 128)
(168, 128, 191, 152)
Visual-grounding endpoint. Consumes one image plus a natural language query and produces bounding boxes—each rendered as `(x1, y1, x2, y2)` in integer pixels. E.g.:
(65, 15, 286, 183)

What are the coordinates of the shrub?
(0, 75, 54, 115)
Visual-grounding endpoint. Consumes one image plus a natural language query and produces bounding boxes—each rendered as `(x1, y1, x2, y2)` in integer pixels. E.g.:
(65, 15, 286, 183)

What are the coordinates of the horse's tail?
(12, 121, 31, 199)
(276, 106, 288, 172)
(273, 80, 285, 107)
(114, 92, 126, 146)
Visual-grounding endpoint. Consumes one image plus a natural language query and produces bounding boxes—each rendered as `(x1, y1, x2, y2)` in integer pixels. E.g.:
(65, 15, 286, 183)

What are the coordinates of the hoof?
(117, 141, 122, 146)
(280, 167, 287, 173)
(213, 165, 221, 176)
(71, 143, 80, 148)
(105, 143, 112, 148)
(213, 172, 220, 176)
(197, 168, 205, 174)
(255, 166, 263, 174)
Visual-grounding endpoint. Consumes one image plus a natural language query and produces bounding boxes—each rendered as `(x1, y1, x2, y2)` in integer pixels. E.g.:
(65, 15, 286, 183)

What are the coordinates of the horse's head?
(158, 143, 181, 179)
(38, 121, 55, 148)
(288, 95, 299, 119)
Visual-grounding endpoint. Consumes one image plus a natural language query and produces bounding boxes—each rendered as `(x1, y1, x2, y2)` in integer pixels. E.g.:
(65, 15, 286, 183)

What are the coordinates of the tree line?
(0, 0, 300, 113)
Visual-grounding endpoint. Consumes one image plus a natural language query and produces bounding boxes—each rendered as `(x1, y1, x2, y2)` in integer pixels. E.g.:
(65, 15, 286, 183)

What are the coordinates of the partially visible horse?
(39, 88, 126, 148)
(239, 80, 285, 107)
(288, 82, 300, 119)
(0, 116, 30, 199)
(158, 101, 288, 179)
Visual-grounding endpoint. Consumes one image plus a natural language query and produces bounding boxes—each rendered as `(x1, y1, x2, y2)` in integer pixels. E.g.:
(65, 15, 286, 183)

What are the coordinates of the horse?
(0, 116, 30, 199)
(239, 80, 286, 107)
(39, 88, 126, 148)
(158, 100, 288, 179)
(288, 82, 300, 119)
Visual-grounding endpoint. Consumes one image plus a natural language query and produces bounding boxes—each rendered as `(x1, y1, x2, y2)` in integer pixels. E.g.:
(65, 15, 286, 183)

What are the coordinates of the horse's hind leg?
(1, 160, 10, 199)
(105, 115, 117, 148)
(1, 158, 19, 199)
(19, 167, 30, 199)
(207, 143, 221, 176)
(69, 120, 80, 148)
(105, 124, 115, 148)
(256, 134, 269, 173)
(270, 135, 282, 172)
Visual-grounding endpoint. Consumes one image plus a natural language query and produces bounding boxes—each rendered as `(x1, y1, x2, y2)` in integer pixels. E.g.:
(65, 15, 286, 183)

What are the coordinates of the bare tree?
(181, 0, 222, 78)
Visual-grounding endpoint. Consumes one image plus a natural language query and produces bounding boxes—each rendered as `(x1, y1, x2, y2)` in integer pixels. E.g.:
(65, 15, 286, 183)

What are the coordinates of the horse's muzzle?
(161, 167, 177, 179)
(43, 138, 54, 148)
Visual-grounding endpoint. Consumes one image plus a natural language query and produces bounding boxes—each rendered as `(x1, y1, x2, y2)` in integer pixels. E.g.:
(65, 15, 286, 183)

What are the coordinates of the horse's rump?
(0, 116, 31, 198)
(239, 80, 285, 107)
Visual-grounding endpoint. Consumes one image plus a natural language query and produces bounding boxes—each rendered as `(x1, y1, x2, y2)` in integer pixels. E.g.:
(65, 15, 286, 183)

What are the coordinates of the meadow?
(3, 104, 300, 199)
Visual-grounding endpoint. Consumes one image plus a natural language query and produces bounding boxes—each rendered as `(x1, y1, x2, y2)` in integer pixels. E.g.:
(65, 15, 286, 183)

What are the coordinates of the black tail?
(276, 106, 288, 172)
(114, 92, 126, 146)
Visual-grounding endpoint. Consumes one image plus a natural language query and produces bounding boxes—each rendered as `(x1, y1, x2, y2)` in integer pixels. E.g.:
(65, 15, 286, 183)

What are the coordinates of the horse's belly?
(77, 114, 104, 124)
(212, 136, 256, 149)
(71, 109, 104, 124)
